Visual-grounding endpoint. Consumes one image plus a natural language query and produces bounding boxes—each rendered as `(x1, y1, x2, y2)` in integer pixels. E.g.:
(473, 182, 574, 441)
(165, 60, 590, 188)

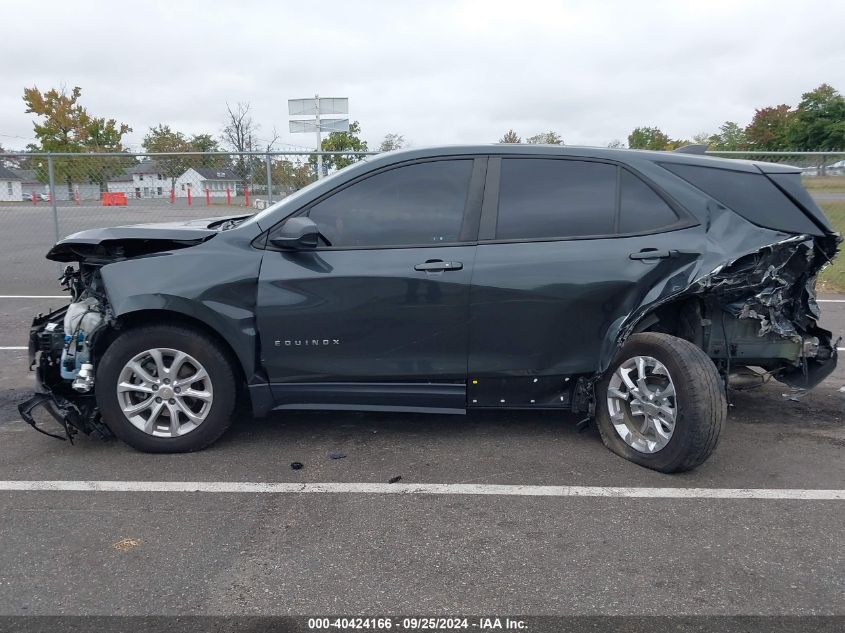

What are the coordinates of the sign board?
(288, 97, 349, 116)
(289, 118, 350, 133)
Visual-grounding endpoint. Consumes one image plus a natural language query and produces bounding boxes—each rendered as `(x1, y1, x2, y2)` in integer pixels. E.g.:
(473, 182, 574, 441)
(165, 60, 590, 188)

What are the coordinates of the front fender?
(97, 238, 263, 382)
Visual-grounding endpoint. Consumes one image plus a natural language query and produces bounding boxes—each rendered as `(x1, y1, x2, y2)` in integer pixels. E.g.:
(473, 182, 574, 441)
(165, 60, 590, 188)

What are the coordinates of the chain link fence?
(705, 150, 845, 176)
(0, 149, 843, 294)
(0, 150, 374, 293)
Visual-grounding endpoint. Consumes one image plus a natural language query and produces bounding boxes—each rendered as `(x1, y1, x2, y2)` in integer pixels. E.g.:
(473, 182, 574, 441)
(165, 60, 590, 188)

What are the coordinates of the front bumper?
(17, 307, 112, 442)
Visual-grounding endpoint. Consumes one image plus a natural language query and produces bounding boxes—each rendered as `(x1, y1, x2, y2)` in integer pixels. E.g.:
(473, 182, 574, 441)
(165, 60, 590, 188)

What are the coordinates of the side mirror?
(269, 217, 320, 250)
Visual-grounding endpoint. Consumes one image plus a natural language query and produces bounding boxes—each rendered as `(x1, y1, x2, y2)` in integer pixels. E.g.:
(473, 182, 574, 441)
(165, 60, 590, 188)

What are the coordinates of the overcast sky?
(2, 0, 844, 153)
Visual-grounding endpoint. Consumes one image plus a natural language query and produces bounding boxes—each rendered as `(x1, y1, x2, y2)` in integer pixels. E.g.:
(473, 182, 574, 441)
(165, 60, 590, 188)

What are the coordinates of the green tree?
(691, 132, 713, 147)
(745, 105, 794, 150)
(379, 133, 406, 152)
(274, 159, 314, 192)
(311, 120, 369, 172)
(189, 133, 226, 167)
(142, 126, 228, 191)
(708, 121, 749, 151)
(786, 83, 845, 150)
(23, 85, 132, 195)
(627, 126, 671, 150)
(499, 129, 521, 143)
(526, 131, 563, 145)
(142, 125, 192, 192)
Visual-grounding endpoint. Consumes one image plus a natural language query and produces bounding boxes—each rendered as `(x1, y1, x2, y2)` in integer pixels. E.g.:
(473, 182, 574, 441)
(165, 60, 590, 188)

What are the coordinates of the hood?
(46, 215, 250, 263)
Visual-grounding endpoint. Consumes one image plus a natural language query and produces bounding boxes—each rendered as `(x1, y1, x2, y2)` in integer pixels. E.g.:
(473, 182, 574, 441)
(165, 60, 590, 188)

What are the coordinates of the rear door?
(256, 157, 485, 401)
(467, 157, 702, 405)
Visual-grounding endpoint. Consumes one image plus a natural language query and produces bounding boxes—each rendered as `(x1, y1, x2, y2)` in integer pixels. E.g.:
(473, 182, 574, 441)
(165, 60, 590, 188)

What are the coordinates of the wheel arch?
(604, 295, 708, 374)
(94, 308, 255, 390)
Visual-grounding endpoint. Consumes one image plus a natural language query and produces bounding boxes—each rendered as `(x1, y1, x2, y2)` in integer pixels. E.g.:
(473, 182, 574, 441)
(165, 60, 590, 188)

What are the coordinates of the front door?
(256, 158, 485, 402)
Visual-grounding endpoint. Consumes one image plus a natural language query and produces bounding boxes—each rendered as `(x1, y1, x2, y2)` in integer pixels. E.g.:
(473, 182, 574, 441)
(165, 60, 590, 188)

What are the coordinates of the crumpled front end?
(17, 267, 114, 442)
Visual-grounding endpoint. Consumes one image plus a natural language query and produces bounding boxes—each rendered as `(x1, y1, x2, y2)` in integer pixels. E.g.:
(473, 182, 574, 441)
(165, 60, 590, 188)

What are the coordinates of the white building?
(174, 168, 240, 198)
(0, 166, 23, 202)
(108, 161, 172, 198)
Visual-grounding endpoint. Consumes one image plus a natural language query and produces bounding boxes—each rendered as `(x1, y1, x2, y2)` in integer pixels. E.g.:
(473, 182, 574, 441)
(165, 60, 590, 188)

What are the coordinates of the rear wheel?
(96, 325, 236, 452)
(595, 332, 726, 473)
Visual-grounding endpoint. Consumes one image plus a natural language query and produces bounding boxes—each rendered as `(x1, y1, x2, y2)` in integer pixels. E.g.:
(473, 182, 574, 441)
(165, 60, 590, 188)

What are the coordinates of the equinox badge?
(275, 338, 341, 347)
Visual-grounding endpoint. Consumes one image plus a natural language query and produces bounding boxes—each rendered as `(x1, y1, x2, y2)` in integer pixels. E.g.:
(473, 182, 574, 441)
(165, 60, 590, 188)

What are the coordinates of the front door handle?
(629, 249, 676, 261)
(414, 260, 463, 272)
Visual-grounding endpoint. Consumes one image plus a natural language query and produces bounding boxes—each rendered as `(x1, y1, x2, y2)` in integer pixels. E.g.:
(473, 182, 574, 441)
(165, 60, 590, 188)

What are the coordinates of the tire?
(96, 324, 237, 453)
(595, 332, 726, 473)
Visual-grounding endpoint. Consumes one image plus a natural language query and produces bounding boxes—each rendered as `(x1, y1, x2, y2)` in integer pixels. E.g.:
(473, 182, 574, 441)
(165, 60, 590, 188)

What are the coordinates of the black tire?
(96, 324, 237, 453)
(595, 332, 726, 473)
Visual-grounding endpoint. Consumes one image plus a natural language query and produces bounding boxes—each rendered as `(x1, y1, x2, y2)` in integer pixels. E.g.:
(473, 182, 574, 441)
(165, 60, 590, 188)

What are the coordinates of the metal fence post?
(47, 153, 59, 245)
(265, 152, 273, 204)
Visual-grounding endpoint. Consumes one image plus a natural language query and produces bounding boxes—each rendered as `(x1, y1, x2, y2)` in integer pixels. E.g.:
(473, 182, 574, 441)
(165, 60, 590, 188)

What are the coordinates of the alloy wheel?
(116, 348, 214, 437)
(606, 355, 677, 453)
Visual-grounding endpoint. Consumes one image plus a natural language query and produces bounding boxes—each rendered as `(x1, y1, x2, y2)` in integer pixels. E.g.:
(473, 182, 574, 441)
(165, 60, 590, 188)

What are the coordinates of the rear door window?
(496, 159, 617, 239)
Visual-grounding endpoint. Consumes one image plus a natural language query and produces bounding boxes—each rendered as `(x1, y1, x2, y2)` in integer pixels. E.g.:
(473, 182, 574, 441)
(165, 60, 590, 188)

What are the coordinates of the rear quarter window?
(619, 169, 679, 234)
(660, 163, 822, 236)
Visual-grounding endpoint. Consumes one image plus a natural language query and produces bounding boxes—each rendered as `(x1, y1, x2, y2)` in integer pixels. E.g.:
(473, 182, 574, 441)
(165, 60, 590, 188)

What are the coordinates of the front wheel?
(595, 332, 726, 473)
(96, 325, 237, 453)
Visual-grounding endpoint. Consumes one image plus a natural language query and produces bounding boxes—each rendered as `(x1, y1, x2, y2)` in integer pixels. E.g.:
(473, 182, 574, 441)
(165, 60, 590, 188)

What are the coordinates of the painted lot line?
(2, 295, 844, 301)
(0, 480, 844, 499)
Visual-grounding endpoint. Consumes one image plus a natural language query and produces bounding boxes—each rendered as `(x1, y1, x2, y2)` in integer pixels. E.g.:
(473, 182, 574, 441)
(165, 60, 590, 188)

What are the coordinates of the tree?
(691, 132, 713, 147)
(189, 133, 226, 167)
(745, 105, 794, 150)
(142, 124, 192, 192)
(274, 159, 314, 192)
(627, 126, 671, 150)
(23, 85, 132, 195)
(606, 139, 625, 149)
(499, 129, 521, 143)
(142, 126, 229, 191)
(786, 84, 845, 151)
(526, 131, 563, 145)
(222, 102, 261, 187)
(378, 133, 406, 152)
(707, 121, 749, 151)
(312, 120, 369, 172)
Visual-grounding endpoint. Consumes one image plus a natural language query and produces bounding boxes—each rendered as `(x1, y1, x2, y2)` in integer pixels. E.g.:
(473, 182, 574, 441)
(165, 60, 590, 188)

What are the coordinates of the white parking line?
(3, 345, 845, 352)
(2, 295, 844, 301)
(0, 480, 843, 499)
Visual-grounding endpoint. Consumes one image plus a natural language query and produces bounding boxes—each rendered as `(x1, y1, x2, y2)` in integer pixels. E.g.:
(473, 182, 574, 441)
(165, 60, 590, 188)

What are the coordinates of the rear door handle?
(414, 260, 463, 272)
(629, 249, 676, 261)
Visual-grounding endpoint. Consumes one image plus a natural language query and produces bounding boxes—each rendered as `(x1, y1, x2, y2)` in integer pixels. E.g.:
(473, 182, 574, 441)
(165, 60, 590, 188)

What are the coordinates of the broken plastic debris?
(290, 462, 303, 470)
(388, 475, 402, 484)
(329, 451, 347, 460)
(781, 389, 809, 402)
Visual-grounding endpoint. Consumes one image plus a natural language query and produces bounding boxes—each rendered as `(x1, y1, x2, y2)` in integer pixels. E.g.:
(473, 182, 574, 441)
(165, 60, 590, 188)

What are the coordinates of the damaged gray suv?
(19, 145, 840, 472)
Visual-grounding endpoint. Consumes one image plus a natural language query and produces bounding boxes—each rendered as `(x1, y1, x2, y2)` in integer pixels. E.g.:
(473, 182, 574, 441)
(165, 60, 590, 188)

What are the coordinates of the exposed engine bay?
(18, 265, 115, 441)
